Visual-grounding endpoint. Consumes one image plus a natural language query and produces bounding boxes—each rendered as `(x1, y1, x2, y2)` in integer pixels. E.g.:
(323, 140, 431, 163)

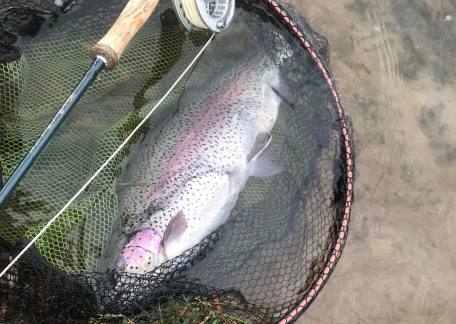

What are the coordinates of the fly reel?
(172, 0, 235, 33)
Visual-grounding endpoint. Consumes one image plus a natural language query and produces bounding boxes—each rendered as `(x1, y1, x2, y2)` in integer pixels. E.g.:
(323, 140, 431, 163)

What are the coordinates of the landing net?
(0, 0, 354, 322)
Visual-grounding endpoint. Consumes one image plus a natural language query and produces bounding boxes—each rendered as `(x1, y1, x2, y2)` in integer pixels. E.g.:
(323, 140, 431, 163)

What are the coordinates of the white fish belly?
(118, 46, 283, 265)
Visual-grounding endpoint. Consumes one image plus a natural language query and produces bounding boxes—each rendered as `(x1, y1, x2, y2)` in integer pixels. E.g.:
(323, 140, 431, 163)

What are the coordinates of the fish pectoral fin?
(163, 210, 188, 246)
(250, 148, 284, 178)
(248, 133, 272, 162)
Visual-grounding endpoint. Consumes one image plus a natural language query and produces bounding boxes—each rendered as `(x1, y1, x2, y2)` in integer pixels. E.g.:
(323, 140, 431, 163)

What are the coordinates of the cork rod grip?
(90, 0, 160, 70)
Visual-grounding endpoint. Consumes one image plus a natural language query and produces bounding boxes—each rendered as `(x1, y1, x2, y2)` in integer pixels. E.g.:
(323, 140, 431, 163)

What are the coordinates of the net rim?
(0, 1, 354, 321)
(260, 1, 355, 322)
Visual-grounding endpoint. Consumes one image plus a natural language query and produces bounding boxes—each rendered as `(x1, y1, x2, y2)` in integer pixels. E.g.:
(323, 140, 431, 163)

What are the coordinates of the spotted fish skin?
(117, 46, 282, 274)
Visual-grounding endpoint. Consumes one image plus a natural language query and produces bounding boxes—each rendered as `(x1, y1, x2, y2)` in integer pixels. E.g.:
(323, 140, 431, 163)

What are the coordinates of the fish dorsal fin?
(247, 133, 272, 162)
(163, 211, 188, 245)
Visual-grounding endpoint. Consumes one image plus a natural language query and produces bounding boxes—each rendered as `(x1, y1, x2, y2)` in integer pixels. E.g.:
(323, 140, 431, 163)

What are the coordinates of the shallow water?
(290, 0, 456, 323)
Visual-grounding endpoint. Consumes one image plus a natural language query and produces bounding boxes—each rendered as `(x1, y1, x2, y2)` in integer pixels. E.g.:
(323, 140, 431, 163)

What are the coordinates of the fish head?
(117, 228, 164, 274)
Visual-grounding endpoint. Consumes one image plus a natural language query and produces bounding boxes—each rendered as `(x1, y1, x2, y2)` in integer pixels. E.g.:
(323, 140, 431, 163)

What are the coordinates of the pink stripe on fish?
(147, 65, 255, 205)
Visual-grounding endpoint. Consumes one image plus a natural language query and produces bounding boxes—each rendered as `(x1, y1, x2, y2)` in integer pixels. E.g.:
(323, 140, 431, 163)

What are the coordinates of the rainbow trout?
(116, 49, 283, 274)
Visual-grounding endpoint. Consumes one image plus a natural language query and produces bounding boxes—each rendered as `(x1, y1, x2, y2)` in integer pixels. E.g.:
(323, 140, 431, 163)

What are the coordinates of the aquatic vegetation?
(90, 297, 249, 324)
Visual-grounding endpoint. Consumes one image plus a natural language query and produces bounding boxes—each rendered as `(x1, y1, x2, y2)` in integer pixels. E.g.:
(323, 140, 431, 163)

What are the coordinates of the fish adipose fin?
(163, 211, 188, 246)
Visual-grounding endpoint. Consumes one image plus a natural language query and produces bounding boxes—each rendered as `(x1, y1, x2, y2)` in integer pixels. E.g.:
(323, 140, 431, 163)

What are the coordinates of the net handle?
(90, 0, 160, 69)
(0, 33, 215, 281)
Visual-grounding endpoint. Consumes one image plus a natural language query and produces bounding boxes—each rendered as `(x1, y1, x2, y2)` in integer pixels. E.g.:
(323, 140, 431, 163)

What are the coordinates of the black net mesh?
(0, 0, 355, 322)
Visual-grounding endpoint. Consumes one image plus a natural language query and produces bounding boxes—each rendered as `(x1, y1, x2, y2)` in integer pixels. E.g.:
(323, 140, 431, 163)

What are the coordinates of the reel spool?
(172, 0, 235, 33)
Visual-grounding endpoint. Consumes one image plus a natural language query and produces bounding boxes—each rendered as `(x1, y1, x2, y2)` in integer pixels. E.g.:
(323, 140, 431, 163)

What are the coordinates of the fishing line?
(181, 0, 207, 29)
(0, 33, 215, 279)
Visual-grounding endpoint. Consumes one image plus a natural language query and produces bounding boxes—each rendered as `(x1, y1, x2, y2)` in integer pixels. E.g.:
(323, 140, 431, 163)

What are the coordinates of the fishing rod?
(0, 0, 234, 207)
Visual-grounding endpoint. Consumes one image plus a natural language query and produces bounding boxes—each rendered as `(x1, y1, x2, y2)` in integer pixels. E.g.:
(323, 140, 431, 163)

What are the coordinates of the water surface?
(290, 1, 456, 323)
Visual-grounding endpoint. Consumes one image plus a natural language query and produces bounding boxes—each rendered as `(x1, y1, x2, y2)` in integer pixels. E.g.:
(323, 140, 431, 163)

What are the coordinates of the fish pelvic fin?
(248, 132, 283, 177)
(250, 148, 284, 177)
(248, 133, 272, 162)
(163, 210, 188, 246)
